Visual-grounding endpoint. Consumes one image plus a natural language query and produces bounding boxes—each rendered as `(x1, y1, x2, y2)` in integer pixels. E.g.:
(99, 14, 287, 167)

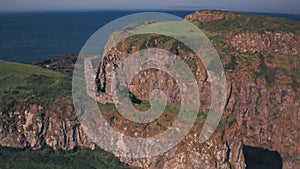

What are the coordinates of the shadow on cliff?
(243, 145, 282, 169)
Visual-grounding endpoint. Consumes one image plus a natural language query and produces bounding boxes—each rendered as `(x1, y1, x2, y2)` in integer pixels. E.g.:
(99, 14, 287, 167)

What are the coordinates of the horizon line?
(0, 8, 298, 15)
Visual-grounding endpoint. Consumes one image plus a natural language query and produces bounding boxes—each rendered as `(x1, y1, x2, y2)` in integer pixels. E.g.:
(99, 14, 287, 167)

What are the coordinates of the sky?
(0, 0, 299, 14)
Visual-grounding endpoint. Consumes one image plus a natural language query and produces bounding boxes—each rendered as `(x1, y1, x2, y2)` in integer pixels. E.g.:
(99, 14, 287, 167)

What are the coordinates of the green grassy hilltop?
(0, 60, 72, 110)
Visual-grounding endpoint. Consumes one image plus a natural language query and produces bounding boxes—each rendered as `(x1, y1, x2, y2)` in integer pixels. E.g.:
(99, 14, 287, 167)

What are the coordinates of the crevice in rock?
(95, 66, 101, 93)
(243, 145, 282, 169)
(225, 141, 231, 162)
(37, 110, 46, 147)
(96, 59, 107, 94)
(129, 91, 142, 104)
(225, 83, 233, 109)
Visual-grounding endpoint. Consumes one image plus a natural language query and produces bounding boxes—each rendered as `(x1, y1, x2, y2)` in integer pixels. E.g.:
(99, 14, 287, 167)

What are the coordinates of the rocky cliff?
(93, 10, 300, 169)
(0, 101, 95, 150)
(1, 10, 299, 169)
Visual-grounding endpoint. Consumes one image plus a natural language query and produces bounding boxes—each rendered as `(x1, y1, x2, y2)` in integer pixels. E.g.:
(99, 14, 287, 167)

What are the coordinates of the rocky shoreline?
(32, 54, 78, 77)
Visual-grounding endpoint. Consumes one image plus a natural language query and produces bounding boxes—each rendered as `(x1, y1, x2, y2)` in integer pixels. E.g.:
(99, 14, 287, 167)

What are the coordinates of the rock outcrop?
(0, 101, 95, 150)
(185, 10, 229, 22)
(231, 32, 300, 55)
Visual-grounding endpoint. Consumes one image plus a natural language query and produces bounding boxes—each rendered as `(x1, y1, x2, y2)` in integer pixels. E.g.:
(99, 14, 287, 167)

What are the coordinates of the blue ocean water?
(0, 10, 193, 63)
(0, 10, 299, 63)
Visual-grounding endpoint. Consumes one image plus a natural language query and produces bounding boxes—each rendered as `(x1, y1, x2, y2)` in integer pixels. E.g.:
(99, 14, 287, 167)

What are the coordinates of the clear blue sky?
(0, 0, 299, 14)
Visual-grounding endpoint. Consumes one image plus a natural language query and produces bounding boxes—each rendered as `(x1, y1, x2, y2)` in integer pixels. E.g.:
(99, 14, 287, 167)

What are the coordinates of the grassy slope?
(0, 60, 72, 110)
(198, 12, 300, 34)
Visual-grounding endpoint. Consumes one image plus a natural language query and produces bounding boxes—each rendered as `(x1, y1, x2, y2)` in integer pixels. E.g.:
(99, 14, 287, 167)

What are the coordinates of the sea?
(0, 10, 299, 63)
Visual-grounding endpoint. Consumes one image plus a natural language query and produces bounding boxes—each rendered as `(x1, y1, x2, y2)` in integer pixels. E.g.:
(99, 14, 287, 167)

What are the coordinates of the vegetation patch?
(0, 60, 72, 111)
(0, 146, 130, 169)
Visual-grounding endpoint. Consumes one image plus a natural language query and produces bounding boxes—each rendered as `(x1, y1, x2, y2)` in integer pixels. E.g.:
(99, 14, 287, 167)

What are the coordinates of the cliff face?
(0, 10, 299, 169)
(231, 83, 300, 168)
(92, 10, 300, 169)
(0, 101, 95, 150)
(92, 52, 299, 169)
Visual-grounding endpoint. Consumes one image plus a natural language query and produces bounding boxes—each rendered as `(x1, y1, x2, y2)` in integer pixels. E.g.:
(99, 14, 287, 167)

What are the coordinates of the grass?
(134, 21, 200, 37)
(225, 55, 237, 71)
(194, 11, 300, 34)
(0, 60, 72, 111)
(254, 55, 278, 86)
(0, 146, 130, 169)
(209, 35, 225, 48)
